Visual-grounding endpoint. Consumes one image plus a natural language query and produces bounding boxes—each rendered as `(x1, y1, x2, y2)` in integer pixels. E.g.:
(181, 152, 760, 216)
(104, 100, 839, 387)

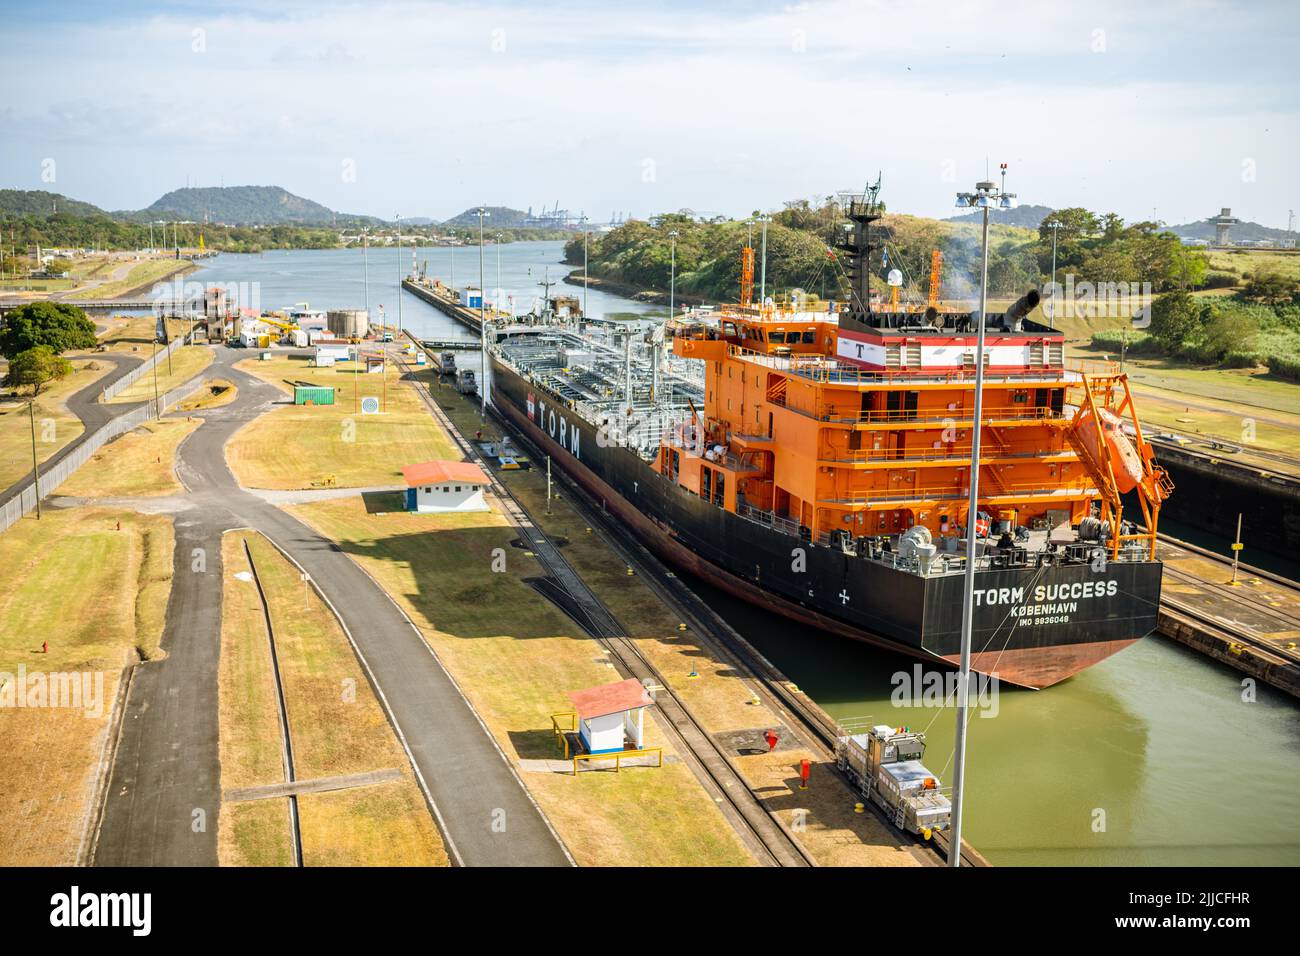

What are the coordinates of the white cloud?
(1, 0, 1296, 226)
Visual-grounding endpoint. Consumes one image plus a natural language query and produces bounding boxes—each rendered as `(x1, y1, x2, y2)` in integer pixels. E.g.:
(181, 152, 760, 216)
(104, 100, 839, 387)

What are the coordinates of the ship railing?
(772, 398, 1067, 426)
(820, 484, 1083, 505)
(819, 445, 1077, 464)
(735, 501, 805, 538)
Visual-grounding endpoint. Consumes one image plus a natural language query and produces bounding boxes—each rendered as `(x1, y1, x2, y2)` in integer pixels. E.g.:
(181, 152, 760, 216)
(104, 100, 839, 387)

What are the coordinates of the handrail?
(572, 747, 664, 774)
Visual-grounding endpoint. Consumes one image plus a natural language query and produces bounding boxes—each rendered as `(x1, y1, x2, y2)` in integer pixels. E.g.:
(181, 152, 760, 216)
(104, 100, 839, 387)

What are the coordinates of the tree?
(3, 345, 72, 394)
(1242, 270, 1296, 305)
(1148, 291, 1201, 352)
(0, 301, 97, 359)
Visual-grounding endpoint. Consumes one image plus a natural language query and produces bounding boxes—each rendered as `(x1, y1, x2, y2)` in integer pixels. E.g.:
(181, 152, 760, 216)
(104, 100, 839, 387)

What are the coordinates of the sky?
(1, 0, 1297, 227)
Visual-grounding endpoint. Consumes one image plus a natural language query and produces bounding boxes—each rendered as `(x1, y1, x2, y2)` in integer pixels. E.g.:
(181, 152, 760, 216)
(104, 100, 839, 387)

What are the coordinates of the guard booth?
(567, 678, 652, 754)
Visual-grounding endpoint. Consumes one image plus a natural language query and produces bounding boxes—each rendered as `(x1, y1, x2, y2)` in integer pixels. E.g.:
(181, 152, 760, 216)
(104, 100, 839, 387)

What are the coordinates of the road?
(93, 345, 571, 866)
(0, 351, 144, 509)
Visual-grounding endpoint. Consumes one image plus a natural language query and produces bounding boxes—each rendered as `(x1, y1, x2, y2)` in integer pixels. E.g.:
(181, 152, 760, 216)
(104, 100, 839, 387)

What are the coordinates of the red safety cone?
(42, 641, 48, 654)
(764, 729, 779, 753)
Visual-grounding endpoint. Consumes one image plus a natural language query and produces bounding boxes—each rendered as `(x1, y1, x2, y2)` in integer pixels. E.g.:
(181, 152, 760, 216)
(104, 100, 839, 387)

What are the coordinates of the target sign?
(361, 396, 380, 415)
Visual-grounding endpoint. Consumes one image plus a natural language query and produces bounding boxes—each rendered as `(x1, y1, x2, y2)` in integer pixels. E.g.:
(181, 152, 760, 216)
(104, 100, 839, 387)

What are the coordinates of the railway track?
(1155, 533, 1300, 668)
(395, 353, 817, 868)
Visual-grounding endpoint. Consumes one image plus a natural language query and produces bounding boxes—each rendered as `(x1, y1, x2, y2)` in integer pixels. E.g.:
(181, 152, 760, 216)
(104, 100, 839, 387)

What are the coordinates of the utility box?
(294, 385, 337, 406)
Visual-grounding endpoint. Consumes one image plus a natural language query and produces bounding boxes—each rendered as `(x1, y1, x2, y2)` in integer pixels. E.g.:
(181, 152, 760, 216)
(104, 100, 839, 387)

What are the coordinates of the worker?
(41, 641, 48, 654)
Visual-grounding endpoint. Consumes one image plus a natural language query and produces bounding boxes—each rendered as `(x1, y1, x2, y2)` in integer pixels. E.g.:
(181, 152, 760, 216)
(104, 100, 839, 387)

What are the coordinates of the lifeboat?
(1074, 407, 1143, 493)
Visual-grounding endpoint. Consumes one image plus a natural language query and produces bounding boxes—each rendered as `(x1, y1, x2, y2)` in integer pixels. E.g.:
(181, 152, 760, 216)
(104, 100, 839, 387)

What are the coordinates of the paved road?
(94, 346, 571, 866)
(0, 351, 144, 509)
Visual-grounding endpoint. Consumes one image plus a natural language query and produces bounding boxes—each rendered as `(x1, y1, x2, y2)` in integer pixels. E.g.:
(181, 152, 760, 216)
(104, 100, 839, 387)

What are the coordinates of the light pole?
(668, 230, 679, 320)
(477, 207, 490, 416)
(495, 233, 502, 319)
(949, 170, 1017, 868)
(395, 214, 404, 335)
(1049, 220, 1061, 330)
(583, 226, 590, 320)
(363, 228, 370, 316)
(758, 215, 770, 304)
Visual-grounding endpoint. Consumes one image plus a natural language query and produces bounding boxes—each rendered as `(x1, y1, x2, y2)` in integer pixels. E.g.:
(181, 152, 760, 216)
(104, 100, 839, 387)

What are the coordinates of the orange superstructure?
(666, 300, 1101, 548)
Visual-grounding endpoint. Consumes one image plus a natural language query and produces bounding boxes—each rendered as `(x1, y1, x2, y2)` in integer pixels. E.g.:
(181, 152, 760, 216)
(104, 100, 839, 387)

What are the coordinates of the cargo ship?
(485, 186, 1172, 688)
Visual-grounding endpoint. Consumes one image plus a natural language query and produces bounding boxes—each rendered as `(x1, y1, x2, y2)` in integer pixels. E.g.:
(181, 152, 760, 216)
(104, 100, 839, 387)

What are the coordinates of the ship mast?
(839, 173, 883, 325)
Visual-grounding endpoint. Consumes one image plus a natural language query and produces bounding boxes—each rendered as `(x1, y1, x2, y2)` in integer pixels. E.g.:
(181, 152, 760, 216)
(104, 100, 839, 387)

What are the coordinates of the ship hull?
(489, 355, 1162, 688)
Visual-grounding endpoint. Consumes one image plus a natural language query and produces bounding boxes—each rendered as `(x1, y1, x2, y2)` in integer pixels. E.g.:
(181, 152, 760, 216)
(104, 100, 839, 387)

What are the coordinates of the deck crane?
(739, 245, 755, 308)
(1065, 369, 1174, 560)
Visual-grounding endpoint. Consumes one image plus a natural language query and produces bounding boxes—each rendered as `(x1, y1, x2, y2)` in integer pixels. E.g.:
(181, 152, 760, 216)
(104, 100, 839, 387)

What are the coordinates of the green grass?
(105, 345, 214, 404)
(0, 357, 114, 489)
(1206, 248, 1300, 283)
(67, 258, 194, 300)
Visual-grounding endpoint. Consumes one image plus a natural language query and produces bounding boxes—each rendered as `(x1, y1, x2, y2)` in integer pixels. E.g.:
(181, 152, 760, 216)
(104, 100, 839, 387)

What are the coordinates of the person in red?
(764, 729, 779, 752)
(41, 641, 48, 654)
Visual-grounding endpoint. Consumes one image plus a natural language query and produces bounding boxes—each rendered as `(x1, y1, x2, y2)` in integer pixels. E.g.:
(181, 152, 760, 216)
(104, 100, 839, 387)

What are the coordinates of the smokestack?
(1003, 288, 1042, 330)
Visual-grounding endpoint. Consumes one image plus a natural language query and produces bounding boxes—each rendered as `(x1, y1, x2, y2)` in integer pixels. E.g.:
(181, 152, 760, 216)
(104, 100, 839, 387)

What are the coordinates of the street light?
(495, 233, 502, 319)
(581, 215, 590, 321)
(477, 207, 490, 416)
(758, 215, 771, 304)
(949, 167, 1017, 869)
(668, 230, 679, 320)
(362, 227, 370, 316)
(395, 214, 404, 335)
(1049, 220, 1061, 330)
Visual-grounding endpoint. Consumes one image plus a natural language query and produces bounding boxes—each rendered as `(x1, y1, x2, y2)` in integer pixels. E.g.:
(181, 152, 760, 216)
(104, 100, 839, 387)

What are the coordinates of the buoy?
(854, 802, 864, 814)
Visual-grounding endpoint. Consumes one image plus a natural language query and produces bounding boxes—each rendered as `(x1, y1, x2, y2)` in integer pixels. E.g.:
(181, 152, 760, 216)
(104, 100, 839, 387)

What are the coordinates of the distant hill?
(139, 185, 380, 226)
(0, 189, 109, 218)
(440, 205, 536, 228)
(945, 203, 1054, 230)
(1168, 216, 1295, 243)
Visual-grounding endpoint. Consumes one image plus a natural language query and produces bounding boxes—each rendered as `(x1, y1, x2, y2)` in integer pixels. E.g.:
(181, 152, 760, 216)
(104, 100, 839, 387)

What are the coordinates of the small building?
(400, 460, 490, 513)
(567, 678, 653, 755)
(294, 384, 336, 405)
(459, 286, 484, 309)
(314, 343, 352, 366)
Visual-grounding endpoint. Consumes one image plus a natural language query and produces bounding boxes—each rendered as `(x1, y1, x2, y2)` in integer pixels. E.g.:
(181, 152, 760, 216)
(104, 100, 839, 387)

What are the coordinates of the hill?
(945, 203, 1054, 230)
(1168, 216, 1295, 243)
(139, 185, 379, 226)
(0, 189, 109, 218)
(440, 205, 537, 228)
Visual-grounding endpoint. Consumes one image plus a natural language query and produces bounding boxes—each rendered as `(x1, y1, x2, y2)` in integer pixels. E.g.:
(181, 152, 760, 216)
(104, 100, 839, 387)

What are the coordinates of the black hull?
(489, 355, 1162, 688)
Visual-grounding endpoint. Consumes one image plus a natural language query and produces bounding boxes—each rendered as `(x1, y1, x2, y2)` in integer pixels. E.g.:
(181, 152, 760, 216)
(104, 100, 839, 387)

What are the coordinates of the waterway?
(189, 241, 1300, 868)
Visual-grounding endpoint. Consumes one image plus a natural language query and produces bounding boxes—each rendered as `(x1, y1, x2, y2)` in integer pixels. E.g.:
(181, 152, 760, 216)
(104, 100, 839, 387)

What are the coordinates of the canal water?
(189, 242, 1300, 867)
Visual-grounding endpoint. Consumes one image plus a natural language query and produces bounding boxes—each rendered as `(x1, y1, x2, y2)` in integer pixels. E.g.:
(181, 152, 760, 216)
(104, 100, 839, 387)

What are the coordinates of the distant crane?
(927, 249, 943, 309)
(740, 245, 755, 308)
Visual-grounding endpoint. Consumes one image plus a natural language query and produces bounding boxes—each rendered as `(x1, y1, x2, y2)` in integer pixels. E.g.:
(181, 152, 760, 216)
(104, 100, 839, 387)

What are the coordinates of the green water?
(690, 575, 1300, 866)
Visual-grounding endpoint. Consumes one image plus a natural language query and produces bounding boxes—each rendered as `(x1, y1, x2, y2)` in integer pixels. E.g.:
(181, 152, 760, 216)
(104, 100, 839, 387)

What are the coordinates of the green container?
(294, 386, 336, 406)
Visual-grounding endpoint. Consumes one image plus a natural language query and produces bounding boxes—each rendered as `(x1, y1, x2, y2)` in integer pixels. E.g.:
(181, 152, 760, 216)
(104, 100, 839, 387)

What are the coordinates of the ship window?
(802, 329, 815, 344)
(702, 467, 712, 501)
(769, 331, 785, 344)
(714, 472, 726, 507)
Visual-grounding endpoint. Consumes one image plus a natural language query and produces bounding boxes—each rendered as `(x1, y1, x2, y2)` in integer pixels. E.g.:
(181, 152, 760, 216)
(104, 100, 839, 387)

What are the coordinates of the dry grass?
(176, 378, 237, 411)
(68, 258, 194, 300)
(289, 494, 755, 867)
(217, 531, 447, 866)
(226, 353, 458, 489)
(106, 345, 213, 404)
(0, 507, 174, 865)
(58, 418, 201, 499)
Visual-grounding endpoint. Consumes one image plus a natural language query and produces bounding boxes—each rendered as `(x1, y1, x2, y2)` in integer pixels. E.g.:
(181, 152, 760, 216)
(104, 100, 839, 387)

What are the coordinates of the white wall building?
(567, 678, 654, 755)
(401, 460, 490, 513)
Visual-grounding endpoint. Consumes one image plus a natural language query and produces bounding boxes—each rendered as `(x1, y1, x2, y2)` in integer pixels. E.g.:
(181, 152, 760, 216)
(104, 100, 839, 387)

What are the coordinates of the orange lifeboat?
(1075, 407, 1143, 493)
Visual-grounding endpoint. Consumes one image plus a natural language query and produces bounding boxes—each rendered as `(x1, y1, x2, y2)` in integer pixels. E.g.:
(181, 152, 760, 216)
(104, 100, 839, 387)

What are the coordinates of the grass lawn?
(106, 345, 213, 404)
(289, 494, 756, 867)
(0, 507, 174, 865)
(226, 353, 458, 489)
(1206, 248, 1300, 283)
(430, 385, 919, 866)
(218, 531, 447, 866)
(0, 357, 115, 489)
(68, 258, 194, 300)
(58, 418, 202, 498)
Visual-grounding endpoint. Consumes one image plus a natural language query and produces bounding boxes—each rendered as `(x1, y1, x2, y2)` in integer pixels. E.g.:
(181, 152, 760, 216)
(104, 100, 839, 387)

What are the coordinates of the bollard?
(854, 802, 864, 814)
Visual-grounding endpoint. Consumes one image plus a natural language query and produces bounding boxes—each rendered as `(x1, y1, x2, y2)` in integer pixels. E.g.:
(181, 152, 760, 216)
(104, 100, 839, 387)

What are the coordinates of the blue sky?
(1, 0, 1296, 226)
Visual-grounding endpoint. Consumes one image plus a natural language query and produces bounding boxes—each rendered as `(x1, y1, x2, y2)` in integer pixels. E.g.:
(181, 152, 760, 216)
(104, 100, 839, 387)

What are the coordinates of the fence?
(100, 329, 189, 402)
(0, 367, 201, 534)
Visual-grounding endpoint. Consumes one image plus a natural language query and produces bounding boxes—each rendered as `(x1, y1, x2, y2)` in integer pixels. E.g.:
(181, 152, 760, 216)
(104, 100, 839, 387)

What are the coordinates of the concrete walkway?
(93, 346, 571, 867)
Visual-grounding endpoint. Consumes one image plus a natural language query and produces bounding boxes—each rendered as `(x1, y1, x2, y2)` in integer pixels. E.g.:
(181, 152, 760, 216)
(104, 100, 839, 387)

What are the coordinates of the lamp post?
(363, 228, 370, 316)
(1049, 220, 1061, 330)
(477, 207, 490, 416)
(758, 215, 771, 304)
(495, 233, 502, 319)
(395, 214, 404, 336)
(949, 170, 1017, 868)
(581, 215, 590, 320)
(668, 230, 679, 320)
